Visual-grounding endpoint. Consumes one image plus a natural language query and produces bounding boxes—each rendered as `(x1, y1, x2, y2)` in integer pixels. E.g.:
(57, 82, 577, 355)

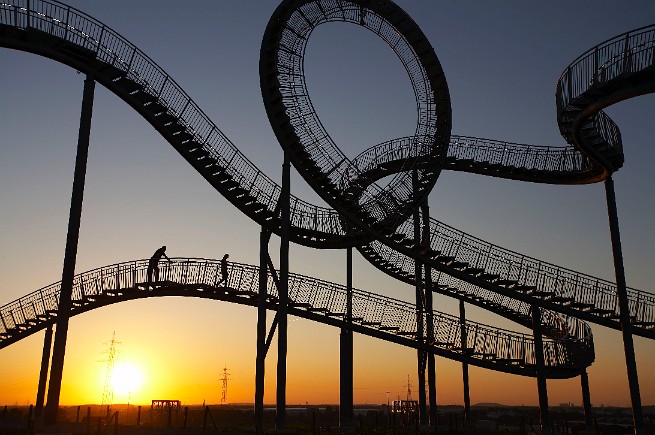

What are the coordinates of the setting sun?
(112, 362, 144, 396)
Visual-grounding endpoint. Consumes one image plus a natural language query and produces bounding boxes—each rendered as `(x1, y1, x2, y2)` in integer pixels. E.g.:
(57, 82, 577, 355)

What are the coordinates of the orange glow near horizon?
(1, 309, 653, 408)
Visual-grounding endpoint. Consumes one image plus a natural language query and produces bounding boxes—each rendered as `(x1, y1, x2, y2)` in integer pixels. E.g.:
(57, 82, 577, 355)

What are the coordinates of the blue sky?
(1, 1, 653, 406)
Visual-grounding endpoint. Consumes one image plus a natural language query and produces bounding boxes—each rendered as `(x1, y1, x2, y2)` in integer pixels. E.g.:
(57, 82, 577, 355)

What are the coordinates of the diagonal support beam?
(604, 176, 644, 435)
(255, 228, 271, 435)
(264, 313, 280, 356)
(44, 75, 95, 426)
(266, 255, 281, 291)
(35, 325, 53, 418)
(263, 248, 281, 357)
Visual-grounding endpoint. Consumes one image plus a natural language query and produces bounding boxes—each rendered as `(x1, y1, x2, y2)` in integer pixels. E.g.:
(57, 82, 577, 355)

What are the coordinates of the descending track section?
(557, 25, 655, 179)
(0, 259, 592, 379)
(0, 1, 653, 378)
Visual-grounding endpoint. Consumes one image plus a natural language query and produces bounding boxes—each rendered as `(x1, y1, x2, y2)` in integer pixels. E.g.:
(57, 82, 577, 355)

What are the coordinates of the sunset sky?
(1, 1, 654, 408)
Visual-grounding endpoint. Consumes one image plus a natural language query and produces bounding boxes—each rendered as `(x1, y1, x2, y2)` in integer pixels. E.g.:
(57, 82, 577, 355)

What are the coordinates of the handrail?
(0, 0, 359, 241)
(0, 259, 593, 372)
(353, 135, 592, 179)
(556, 25, 655, 162)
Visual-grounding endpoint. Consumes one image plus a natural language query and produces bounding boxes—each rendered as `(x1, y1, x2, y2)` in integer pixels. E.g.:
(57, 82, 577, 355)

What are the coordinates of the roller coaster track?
(0, 259, 591, 379)
(0, 1, 653, 380)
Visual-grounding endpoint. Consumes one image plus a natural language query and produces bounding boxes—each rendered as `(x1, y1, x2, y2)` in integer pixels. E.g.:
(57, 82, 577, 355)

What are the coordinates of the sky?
(1, 0, 654, 408)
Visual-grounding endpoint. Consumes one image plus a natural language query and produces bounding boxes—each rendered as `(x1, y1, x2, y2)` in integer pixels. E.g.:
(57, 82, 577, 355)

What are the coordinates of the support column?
(35, 325, 54, 418)
(532, 305, 550, 433)
(255, 229, 271, 434)
(459, 300, 470, 424)
(413, 172, 427, 425)
(44, 74, 95, 426)
(580, 370, 593, 431)
(276, 150, 290, 430)
(421, 201, 437, 428)
(604, 177, 644, 435)
(340, 247, 354, 429)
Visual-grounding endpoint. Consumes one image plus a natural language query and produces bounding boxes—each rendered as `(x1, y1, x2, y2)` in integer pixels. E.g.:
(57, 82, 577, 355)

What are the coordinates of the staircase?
(0, 258, 591, 378)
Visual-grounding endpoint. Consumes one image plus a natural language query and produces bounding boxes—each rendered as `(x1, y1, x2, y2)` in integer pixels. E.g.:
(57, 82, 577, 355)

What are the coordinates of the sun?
(112, 362, 143, 395)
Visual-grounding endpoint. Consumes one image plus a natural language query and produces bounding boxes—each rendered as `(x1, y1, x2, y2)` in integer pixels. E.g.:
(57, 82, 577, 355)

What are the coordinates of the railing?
(365, 240, 593, 344)
(380, 211, 655, 328)
(556, 25, 655, 156)
(265, 0, 445, 229)
(0, 259, 591, 370)
(0, 0, 360, 241)
(353, 135, 592, 177)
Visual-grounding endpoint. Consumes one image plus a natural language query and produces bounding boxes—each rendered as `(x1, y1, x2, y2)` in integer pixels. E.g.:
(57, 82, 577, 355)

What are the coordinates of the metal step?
(495, 358, 523, 365)
(479, 273, 500, 281)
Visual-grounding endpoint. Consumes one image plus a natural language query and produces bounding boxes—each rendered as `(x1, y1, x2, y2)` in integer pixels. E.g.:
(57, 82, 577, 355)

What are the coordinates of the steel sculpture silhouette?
(0, 258, 593, 378)
(0, 0, 653, 433)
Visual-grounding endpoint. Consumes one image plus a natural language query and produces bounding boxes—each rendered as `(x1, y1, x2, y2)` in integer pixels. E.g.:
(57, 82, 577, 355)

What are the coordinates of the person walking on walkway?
(147, 245, 171, 286)
(216, 253, 230, 287)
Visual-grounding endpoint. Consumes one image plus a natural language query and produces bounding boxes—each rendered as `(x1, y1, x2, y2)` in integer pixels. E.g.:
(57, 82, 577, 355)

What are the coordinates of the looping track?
(1, 0, 653, 380)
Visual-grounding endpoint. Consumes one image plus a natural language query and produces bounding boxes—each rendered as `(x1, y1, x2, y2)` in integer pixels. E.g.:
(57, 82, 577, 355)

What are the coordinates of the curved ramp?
(0, 259, 591, 379)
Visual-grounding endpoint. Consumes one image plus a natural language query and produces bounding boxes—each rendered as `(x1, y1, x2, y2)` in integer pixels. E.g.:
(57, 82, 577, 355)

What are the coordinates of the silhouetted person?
(216, 253, 229, 287)
(147, 245, 171, 286)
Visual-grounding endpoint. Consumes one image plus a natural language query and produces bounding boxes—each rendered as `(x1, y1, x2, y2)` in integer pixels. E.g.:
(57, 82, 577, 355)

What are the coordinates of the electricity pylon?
(220, 365, 231, 405)
(99, 331, 120, 406)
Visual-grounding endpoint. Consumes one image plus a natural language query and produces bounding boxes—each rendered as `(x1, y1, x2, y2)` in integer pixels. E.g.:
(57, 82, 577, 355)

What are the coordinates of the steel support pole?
(276, 150, 290, 430)
(422, 201, 437, 428)
(340, 247, 354, 429)
(255, 229, 270, 434)
(413, 172, 427, 425)
(35, 325, 54, 418)
(531, 305, 550, 433)
(580, 370, 593, 431)
(44, 75, 95, 426)
(604, 177, 644, 435)
(459, 300, 470, 424)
